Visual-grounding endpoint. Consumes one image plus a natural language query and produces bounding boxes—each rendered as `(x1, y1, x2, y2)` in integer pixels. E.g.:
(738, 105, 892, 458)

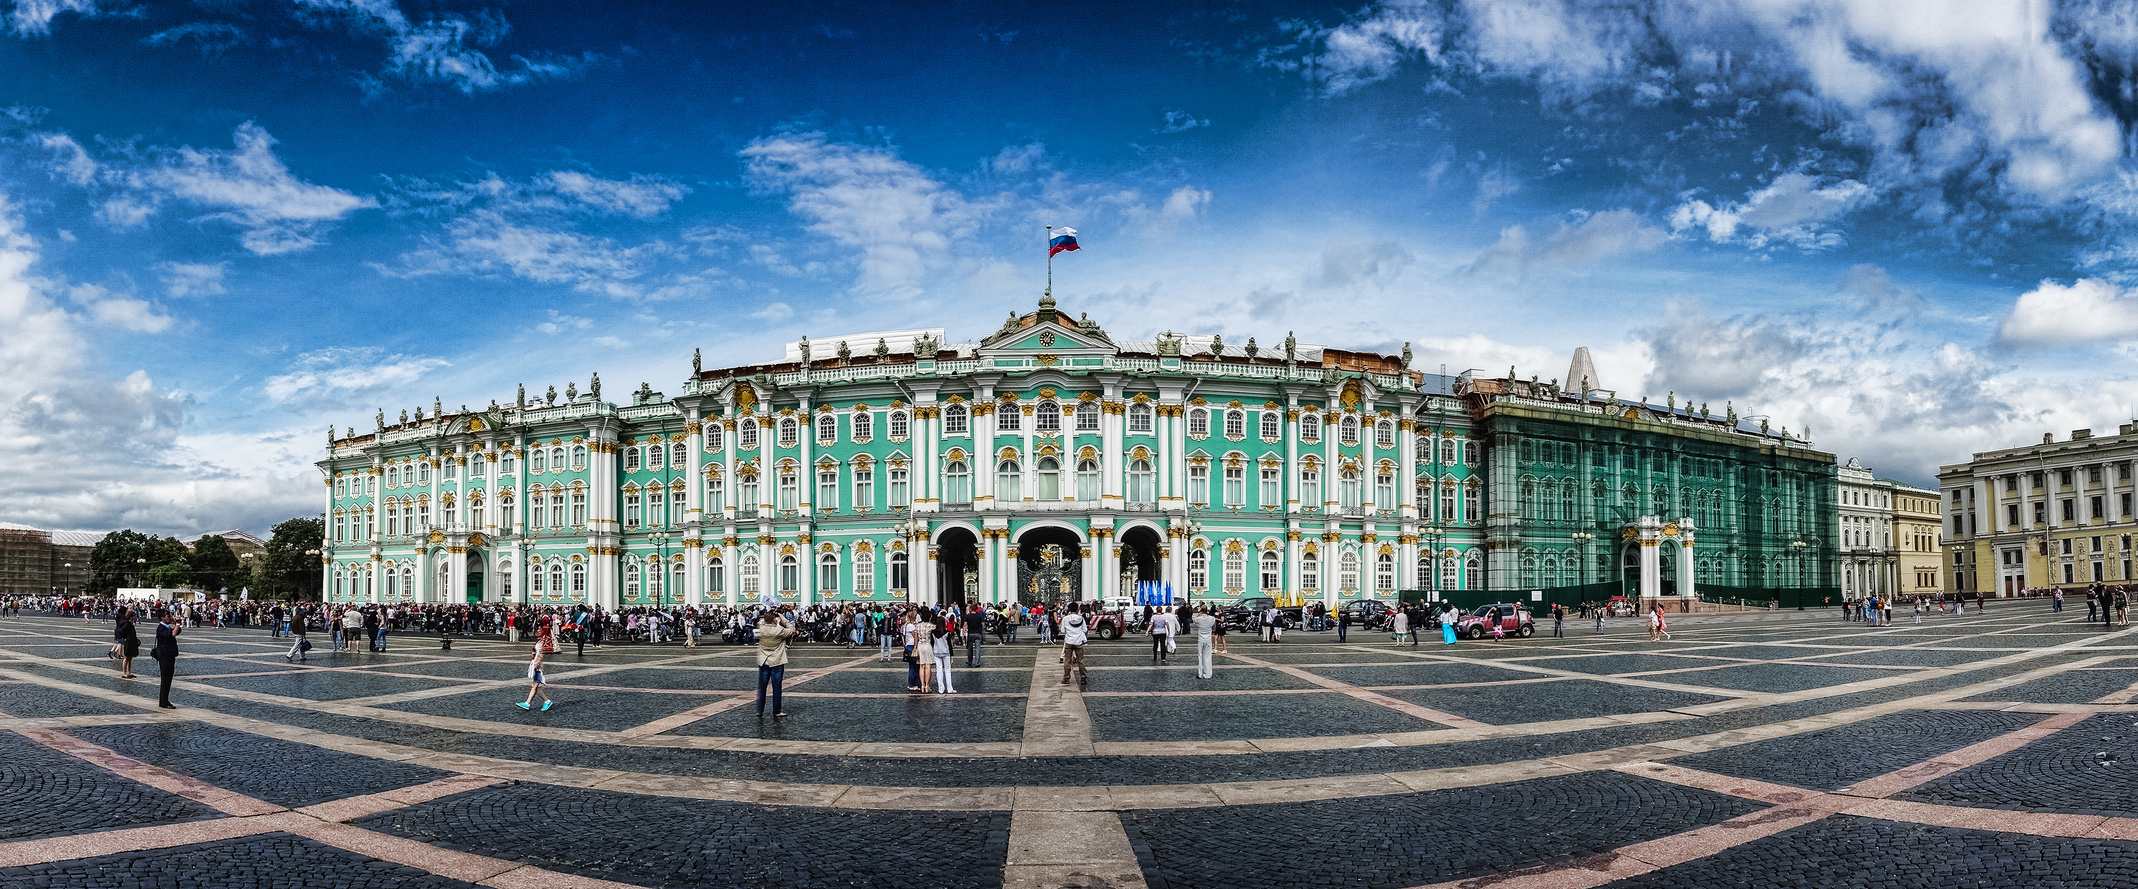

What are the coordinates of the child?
(521, 641, 552, 711)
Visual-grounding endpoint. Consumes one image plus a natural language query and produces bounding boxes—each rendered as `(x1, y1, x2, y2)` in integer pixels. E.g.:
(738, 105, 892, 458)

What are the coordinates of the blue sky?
(4, 0, 2138, 536)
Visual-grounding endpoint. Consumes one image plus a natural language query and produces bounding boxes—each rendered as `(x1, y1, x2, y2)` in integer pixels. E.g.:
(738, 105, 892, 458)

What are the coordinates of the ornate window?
(1260, 550, 1280, 589)
(571, 445, 588, 470)
(550, 563, 566, 599)
(740, 552, 759, 595)
(1376, 553, 1395, 592)
(1188, 464, 1209, 507)
(645, 444, 662, 471)
(569, 490, 586, 526)
(854, 465, 874, 510)
(624, 492, 642, 528)
(945, 460, 971, 505)
(705, 423, 723, 452)
(1037, 400, 1061, 432)
(943, 404, 968, 435)
(889, 466, 910, 507)
(889, 410, 909, 439)
(417, 463, 432, 485)
(1188, 547, 1209, 590)
(531, 490, 548, 528)
(1261, 466, 1280, 507)
(1340, 416, 1360, 446)
(852, 411, 872, 442)
(1463, 551, 1482, 589)
(1301, 412, 1322, 443)
(998, 405, 1021, 432)
(1340, 550, 1360, 591)
(1076, 401, 1100, 431)
(778, 417, 798, 447)
(740, 472, 760, 512)
(670, 442, 687, 467)
(1441, 486, 1455, 525)
(1375, 470, 1395, 509)
(1187, 407, 1209, 438)
(1076, 459, 1099, 501)
(818, 468, 838, 511)
(854, 550, 875, 593)
(1375, 420, 1395, 449)
(1128, 458, 1155, 505)
(1224, 410, 1244, 439)
(818, 554, 839, 594)
(706, 555, 724, 595)
(1301, 466, 1322, 507)
(1340, 468, 1362, 509)
(1260, 410, 1279, 440)
(1441, 557, 1457, 591)
(1464, 484, 1480, 525)
(1440, 438, 1456, 464)
(998, 459, 1023, 501)
(624, 561, 641, 599)
(417, 500, 431, 530)
(890, 550, 909, 591)
(1224, 464, 1245, 507)
(777, 465, 799, 510)
(1464, 440, 1478, 465)
(740, 419, 759, 450)
(704, 474, 723, 512)
(1223, 547, 1245, 591)
(1037, 456, 1061, 500)
(1128, 402, 1154, 434)
(1301, 551, 1320, 592)
(571, 561, 587, 596)
(779, 553, 799, 592)
(1416, 434, 1432, 463)
(817, 414, 837, 445)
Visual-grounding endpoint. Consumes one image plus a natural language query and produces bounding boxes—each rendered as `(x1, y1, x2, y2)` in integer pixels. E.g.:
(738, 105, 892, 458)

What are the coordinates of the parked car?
(1340, 599, 1397, 631)
(1222, 596, 1304, 631)
(1453, 603, 1535, 639)
(1072, 602, 1127, 640)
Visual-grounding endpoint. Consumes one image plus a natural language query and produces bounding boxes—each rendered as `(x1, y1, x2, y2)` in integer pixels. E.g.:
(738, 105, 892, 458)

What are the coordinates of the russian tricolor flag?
(1048, 227, 1080, 257)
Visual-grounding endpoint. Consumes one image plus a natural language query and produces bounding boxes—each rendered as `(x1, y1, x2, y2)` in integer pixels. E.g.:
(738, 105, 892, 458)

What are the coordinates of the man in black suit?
(151, 607, 182, 709)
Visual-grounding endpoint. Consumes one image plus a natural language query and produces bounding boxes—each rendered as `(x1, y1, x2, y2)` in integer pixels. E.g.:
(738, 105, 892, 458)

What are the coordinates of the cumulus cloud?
(1463, 209, 1668, 277)
(741, 132, 978, 295)
(1670, 173, 1874, 250)
(293, 0, 602, 95)
(66, 283, 173, 333)
(262, 346, 449, 405)
(141, 122, 376, 254)
(156, 261, 225, 298)
(1998, 278, 2138, 345)
(750, 301, 794, 322)
(387, 210, 659, 298)
(6, 0, 104, 37)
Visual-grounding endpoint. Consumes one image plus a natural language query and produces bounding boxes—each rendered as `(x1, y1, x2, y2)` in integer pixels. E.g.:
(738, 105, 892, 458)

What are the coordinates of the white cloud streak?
(741, 132, 979, 296)
(1998, 278, 2138, 345)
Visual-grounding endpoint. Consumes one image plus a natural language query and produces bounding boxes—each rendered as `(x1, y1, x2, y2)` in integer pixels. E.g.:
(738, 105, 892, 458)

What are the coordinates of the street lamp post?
(1789, 540, 1808, 610)
(1571, 532, 1594, 587)
(1423, 525, 1444, 604)
(133, 557, 147, 591)
(651, 531, 671, 617)
(1184, 519, 1202, 608)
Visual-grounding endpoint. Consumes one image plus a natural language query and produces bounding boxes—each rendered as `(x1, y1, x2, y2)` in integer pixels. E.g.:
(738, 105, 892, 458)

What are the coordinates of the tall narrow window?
(1188, 547, 1209, 590)
(777, 467, 799, 510)
(705, 423, 723, 451)
(1223, 548, 1245, 590)
(1376, 553, 1395, 592)
(1375, 421, 1395, 449)
(855, 550, 875, 593)
(1301, 413, 1322, 443)
(1340, 416, 1360, 446)
(1301, 552, 1319, 592)
(817, 414, 837, 445)
(670, 442, 687, 467)
(625, 492, 642, 528)
(998, 459, 1023, 501)
(740, 474, 759, 513)
(998, 406, 1020, 432)
(1464, 484, 1480, 524)
(1340, 468, 1362, 509)
(778, 417, 797, 447)
(1261, 466, 1280, 507)
(1260, 411, 1279, 440)
(1037, 401, 1061, 431)
(779, 554, 799, 592)
(1301, 467, 1321, 507)
(1260, 551, 1280, 589)
(889, 467, 910, 507)
(1224, 410, 1244, 439)
(1224, 464, 1245, 507)
(1340, 550, 1360, 591)
(1128, 458, 1155, 504)
(889, 410, 909, 439)
(1037, 456, 1061, 499)
(817, 468, 839, 511)
(705, 475, 724, 512)
(1441, 487, 1455, 524)
(890, 551, 909, 590)
(1128, 403, 1153, 434)
(854, 466, 874, 510)
(570, 491, 586, 526)
(1440, 439, 1456, 464)
(1076, 459, 1099, 501)
(706, 556, 724, 595)
(851, 411, 872, 441)
(945, 460, 971, 505)
(1076, 401, 1100, 431)
(571, 562, 587, 596)
(1187, 408, 1209, 437)
(1188, 464, 1209, 507)
(818, 554, 838, 594)
(740, 552, 759, 595)
(740, 419, 759, 450)
(1375, 471, 1395, 510)
(624, 562, 641, 599)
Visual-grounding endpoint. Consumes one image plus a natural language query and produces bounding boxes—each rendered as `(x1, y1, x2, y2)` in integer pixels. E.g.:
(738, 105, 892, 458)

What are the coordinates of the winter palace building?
(319, 298, 1839, 610)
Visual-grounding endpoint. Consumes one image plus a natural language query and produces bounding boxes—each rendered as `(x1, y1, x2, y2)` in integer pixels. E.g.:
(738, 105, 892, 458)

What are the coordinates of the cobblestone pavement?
(0, 609, 2134, 888)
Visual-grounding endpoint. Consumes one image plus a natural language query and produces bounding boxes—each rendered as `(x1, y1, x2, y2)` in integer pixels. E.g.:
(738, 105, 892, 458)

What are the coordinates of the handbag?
(299, 639, 312, 653)
(1164, 635, 1176, 653)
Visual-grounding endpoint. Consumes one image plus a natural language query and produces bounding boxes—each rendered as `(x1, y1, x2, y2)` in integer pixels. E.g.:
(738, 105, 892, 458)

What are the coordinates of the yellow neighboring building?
(1938, 425, 2138, 597)
(1887, 480, 1942, 597)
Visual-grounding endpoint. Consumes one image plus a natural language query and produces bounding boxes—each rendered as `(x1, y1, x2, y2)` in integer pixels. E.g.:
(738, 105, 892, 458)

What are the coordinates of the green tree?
(260, 517, 325, 600)
(146, 561, 191, 588)
(189, 535, 242, 593)
(87, 530, 153, 595)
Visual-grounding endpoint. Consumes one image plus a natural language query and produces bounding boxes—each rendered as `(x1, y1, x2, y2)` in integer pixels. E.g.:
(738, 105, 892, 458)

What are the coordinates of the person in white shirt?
(1061, 607, 1089, 686)
(1148, 607, 1174, 664)
(1192, 607, 1218, 679)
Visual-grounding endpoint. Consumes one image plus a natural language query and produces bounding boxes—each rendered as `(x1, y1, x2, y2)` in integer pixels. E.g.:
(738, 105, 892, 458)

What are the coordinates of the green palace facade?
(318, 298, 1838, 610)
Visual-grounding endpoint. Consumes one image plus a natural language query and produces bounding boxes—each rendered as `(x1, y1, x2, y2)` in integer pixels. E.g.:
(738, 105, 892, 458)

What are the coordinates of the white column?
(1399, 419, 1417, 520)
(977, 397, 997, 507)
(1678, 531, 1697, 601)
(1101, 388, 1123, 505)
(722, 538, 739, 608)
(798, 399, 814, 516)
(1640, 536, 1662, 602)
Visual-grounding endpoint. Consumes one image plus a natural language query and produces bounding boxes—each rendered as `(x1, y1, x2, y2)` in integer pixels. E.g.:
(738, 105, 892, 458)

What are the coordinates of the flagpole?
(1045, 224, 1053, 298)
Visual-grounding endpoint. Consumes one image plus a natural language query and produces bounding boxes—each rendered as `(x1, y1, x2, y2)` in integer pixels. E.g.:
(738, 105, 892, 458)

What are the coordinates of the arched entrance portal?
(1015, 526, 1083, 606)
(1618, 542, 1675, 600)
(1118, 526, 1163, 599)
(935, 527, 980, 606)
(464, 551, 487, 604)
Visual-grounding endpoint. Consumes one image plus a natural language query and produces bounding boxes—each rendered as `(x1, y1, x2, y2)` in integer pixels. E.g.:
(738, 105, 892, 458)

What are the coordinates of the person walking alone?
(150, 607, 181, 709)
(1551, 604, 1565, 638)
(1061, 606, 1089, 686)
(1337, 605, 1350, 643)
(286, 611, 310, 662)
(756, 610, 793, 718)
(519, 633, 553, 711)
(1193, 606, 1217, 680)
(1148, 606, 1174, 664)
(966, 603, 986, 668)
(1392, 606, 1410, 645)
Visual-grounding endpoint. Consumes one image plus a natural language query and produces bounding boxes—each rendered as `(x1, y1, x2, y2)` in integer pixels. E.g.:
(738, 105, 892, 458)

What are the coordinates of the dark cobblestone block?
(1388, 678, 1733, 726)
(1897, 713, 2138, 815)
(1080, 667, 1319, 693)
(0, 682, 150, 717)
(801, 665, 1032, 695)
(1960, 669, 2138, 704)
(1087, 691, 1441, 742)
(1670, 709, 2047, 791)
(382, 687, 727, 732)
(1803, 648, 2005, 667)
(64, 722, 452, 808)
(373, 659, 549, 681)
(179, 657, 321, 675)
(196, 670, 466, 701)
(548, 666, 762, 691)
(1240, 650, 1428, 664)
(1523, 654, 1741, 676)
(0, 832, 486, 889)
(355, 782, 1008, 889)
(1125, 770, 1766, 889)
(0, 731, 224, 840)
(1677, 644, 1838, 661)
(1599, 815, 2138, 889)
(674, 693, 1028, 743)
(1670, 663, 1911, 693)
(1929, 633, 2105, 648)
(1303, 662, 1545, 687)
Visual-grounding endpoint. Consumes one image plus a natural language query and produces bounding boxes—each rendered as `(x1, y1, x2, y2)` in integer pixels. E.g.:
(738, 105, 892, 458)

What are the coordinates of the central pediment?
(974, 297, 1116, 362)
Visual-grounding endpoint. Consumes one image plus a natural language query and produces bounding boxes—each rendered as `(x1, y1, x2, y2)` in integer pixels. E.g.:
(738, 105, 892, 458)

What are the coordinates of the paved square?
(0, 609, 2133, 888)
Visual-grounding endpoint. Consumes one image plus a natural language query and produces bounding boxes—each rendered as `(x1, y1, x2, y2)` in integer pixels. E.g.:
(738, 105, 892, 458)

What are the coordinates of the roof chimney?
(2072, 428, 2092, 440)
(2043, 432, 2055, 444)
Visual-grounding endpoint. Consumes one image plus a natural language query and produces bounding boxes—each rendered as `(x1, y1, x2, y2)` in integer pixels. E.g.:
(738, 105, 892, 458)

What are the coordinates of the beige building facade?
(1938, 424, 2138, 597)
(1888, 480, 1942, 598)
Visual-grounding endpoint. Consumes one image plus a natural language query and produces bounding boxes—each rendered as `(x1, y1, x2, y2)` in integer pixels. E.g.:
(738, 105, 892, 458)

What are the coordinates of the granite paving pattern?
(673, 693, 1029, 743)
(0, 833, 489, 889)
(1598, 815, 2138, 889)
(1959, 669, 2138, 703)
(0, 731, 225, 841)
(62, 722, 453, 808)
(1668, 709, 2050, 791)
(1086, 691, 1443, 742)
(356, 783, 1010, 889)
(1384, 678, 1733, 725)
(1895, 713, 2138, 816)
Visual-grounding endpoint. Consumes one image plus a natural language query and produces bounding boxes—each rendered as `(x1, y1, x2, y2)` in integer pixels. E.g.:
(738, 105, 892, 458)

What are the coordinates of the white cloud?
(544, 171, 688, 218)
(262, 346, 449, 404)
(7, 0, 104, 36)
(156, 261, 225, 298)
(36, 133, 94, 185)
(1318, 239, 1414, 288)
(1670, 173, 1873, 250)
(1157, 110, 1209, 133)
(1997, 278, 2138, 345)
(741, 132, 979, 296)
(388, 210, 657, 297)
(535, 309, 592, 335)
(750, 301, 794, 322)
(67, 283, 173, 333)
(140, 122, 376, 254)
(293, 0, 601, 95)
(1463, 209, 1668, 277)
(1315, 0, 1444, 93)
(1160, 186, 1211, 221)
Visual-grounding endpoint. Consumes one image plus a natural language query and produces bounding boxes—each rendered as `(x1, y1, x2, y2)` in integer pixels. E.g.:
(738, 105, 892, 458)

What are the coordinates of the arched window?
(1036, 401, 1061, 432)
(854, 550, 875, 593)
(417, 463, 432, 485)
(997, 459, 1023, 501)
(890, 550, 909, 591)
(998, 404, 1021, 432)
(1561, 485, 1576, 524)
(779, 553, 799, 592)
(500, 492, 515, 527)
(851, 410, 872, 442)
(739, 471, 759, 513)
(1375, 421, 1395, 449)
(889, 466, 909, 506)
(1340, 416, 1360, 446)
(1520, 440, 1535, 463)
(1076, 401, 1100, 431)
(1187, 407, 1209, 438)
(1520, 551, 1538, 586)
(624, 561, 642, 599)
(740, 552, 760, 595)
(570, 445, 587, 469)
(1416, 555, 1431, 590)
(944, 403, 968, 435)
(945, 460, 972, 505)
(1128, 458, 1155, 505)
(1262, 465, 1281, 507)
(1128, 402, 1153, 434)
(671, 561, 684, 602)
(670, 442, 686, 467)
(1417, 435, 1432, 463)
(1037, 456, 1061, 500)
(1519, 479, 1535, 520)
(1076, 459, 1099, 501)
(549, 563, 565, 599)
(818, 553, 839, 594)
(1374, 470, 1394, 510)
(385, 501, 400, 537)
(400, 564, 413, 598)
(1223, 547, 1245, 591)
(853, 463, 874, 510)
(1463, 484, 1480, 525)
(1340, 467, 1362, 509)
(1441, 555, 1457, 591)
(778, 417, 798, 447)
(1340, 550, 1360, 591)
(1301, 412, 1322, 443)
(1260, 410, 1280, 440)
(1260, 551, 1280, 590)
(817, 414, 837, 445)
(777, 465, 799, 510)
(1463, 551, 1482, 590)
(549, 446, 565, 471)
(1224, 410, 1244, 439)
(625, 445, 642, 473)
(625, 492, 642, 528)
(1440, 439, 1456, 464)
(570, 562, 587, 597)
(706, 555, 724, 595)
(1301, 551, 1320, 592)
(1188, 547, 1209, 590)
(383, 562, 398, 598)
(705, 423, 723, 451)
(740, 418, 759, 450)
(570, 490, 587, 526)
(1376, 552, 1395, 592)
(1187, 463, 1209, 507)
(889, 410, 909, 439)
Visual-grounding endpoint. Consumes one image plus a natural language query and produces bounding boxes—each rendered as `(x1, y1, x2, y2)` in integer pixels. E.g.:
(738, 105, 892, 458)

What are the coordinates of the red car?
(1454, 604, 1534, 639)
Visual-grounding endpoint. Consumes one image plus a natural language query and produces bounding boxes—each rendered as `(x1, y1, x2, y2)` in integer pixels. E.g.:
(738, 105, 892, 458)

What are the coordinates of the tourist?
(286, 612, 310, 662)
(520, 629, 552, 712)
(1337, 605, 1350, 643)
(1148, 605, 1174, 664)
(1213, 608, 1229, 653)
(1441, 610, 1458, 645)
(151, 607, 181, 709)
(1036, 604, 1054, 645)
(1647, 605, 1662, 641)
(967, 603, 987, 667)
(906, 607, 930, 693)
(1391, 606, 1409, 645)
(1193, 605, 1217, 680)
(1061, 605, 1089, 686)
(2113, 585, 2130, 627)
(1551, 603, 1565, 638)
(932, 619, 957, 694)
(113, 606, 140, 679)
(754, 609, 793, 717)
